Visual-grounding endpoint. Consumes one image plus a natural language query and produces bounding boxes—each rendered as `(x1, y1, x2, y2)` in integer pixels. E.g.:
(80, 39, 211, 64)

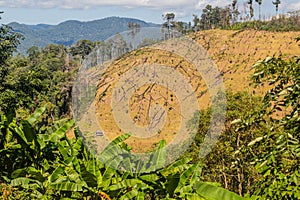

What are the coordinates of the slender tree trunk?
(222, 158, 228, 189)
(247, 177, 251, 194)
(236, 131, 242, 196)
(276, 5, 279, 19)
(259, 5, 261, 20)
(237, 167, 243, 196)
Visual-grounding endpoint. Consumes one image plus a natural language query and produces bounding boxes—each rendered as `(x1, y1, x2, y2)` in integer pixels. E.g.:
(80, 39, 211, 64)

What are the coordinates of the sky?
(0, 0, 300, 25)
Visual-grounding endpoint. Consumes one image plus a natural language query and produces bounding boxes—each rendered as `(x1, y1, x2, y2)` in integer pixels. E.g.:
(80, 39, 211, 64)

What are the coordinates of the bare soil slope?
(80, 29, 300, 153)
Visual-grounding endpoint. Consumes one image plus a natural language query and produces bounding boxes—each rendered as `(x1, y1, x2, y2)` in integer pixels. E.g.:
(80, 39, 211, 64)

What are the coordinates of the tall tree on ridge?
(255, 0, 263, 20)
(247, 0, 254, 20)
(128, 22, 141, 49)
(0, 12, 23, 112)
(193, 14, 200, 31)
(232, 0, 239, 24)
(0, 12, 22, 79)
(272, 0, 281, 18)
(162, 13, 176, 39)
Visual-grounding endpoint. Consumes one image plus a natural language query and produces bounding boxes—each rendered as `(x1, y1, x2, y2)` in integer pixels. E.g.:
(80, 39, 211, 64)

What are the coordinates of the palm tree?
(247, 0, 254, 20)
(255, 0, 263, 20)
(272, 0, 281, 18)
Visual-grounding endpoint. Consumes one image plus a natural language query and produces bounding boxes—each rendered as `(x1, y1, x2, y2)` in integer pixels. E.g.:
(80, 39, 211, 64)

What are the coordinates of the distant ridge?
(8, 17, 160, 54)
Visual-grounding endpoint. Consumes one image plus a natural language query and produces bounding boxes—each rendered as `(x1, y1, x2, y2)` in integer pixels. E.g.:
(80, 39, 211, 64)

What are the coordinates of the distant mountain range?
(8, 17, 159, 54)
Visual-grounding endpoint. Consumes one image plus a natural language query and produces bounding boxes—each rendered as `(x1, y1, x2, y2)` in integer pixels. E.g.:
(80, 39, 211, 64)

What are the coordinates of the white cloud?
(288, 2, 300, 11)
(0, 0, 232, 10)
(196, 0, 231, 10)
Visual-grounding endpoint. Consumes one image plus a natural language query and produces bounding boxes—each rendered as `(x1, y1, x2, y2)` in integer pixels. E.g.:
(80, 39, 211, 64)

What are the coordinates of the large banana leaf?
(99, 134, 131, 170)
(49, 120, 75, 143)
(26, 105, 47, 126)
(119, 189, 139, 200)
(10, 177, 41, 188)
(139, 173, 160, 183)
(49, 166, 65, 183)
(45, 118, 69, 134)
(175, 162, 202, 193)
(80, 158, 104, 189)
(86, 157, 103, 186)
(50, 182, 84, 192)
(109, 179, 144, 191)
(145, 140, 166, 172)
(186, 193, 206, 200)
(80, 169, 98, 188)
(9, 123, 30, 146)
(137, 191, 145, 200)
(120, 157, 134, 174)
(195, 182, 244, 200)
(102, 167, 117, 189)
(20, 120, 37, 143)
(11, 168, 27, 179)
(160, 157, 192, 177)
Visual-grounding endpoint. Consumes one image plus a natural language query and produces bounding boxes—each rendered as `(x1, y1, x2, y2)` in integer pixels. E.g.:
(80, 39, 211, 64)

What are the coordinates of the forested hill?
(9, 17, 159, 54)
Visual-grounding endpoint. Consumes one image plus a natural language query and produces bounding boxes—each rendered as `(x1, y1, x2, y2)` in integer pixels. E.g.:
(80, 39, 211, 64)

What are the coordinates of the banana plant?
(1, 105, 245, 199)
(0, 105, 83, 198)
(94, 134, 244, 199)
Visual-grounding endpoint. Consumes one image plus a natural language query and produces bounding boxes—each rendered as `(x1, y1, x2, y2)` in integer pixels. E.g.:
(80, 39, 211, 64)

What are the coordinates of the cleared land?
(76, 29, 300, 153)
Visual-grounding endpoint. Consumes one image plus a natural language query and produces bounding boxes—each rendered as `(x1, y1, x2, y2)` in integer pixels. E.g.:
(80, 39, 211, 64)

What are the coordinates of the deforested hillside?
(192, 29, 300, 93)
(78, 29, 300, 153)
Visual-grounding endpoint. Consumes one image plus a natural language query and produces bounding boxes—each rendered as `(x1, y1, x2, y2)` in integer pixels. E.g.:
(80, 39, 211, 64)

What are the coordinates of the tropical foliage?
(0, 105, 244, 199)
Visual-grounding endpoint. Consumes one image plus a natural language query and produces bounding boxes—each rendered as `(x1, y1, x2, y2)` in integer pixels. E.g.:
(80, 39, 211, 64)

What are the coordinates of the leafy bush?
(246, 54, 300, 199)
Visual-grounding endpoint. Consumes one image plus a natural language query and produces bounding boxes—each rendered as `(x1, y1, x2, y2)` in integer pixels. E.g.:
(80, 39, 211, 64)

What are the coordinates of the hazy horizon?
(1, 0, 300, 25)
